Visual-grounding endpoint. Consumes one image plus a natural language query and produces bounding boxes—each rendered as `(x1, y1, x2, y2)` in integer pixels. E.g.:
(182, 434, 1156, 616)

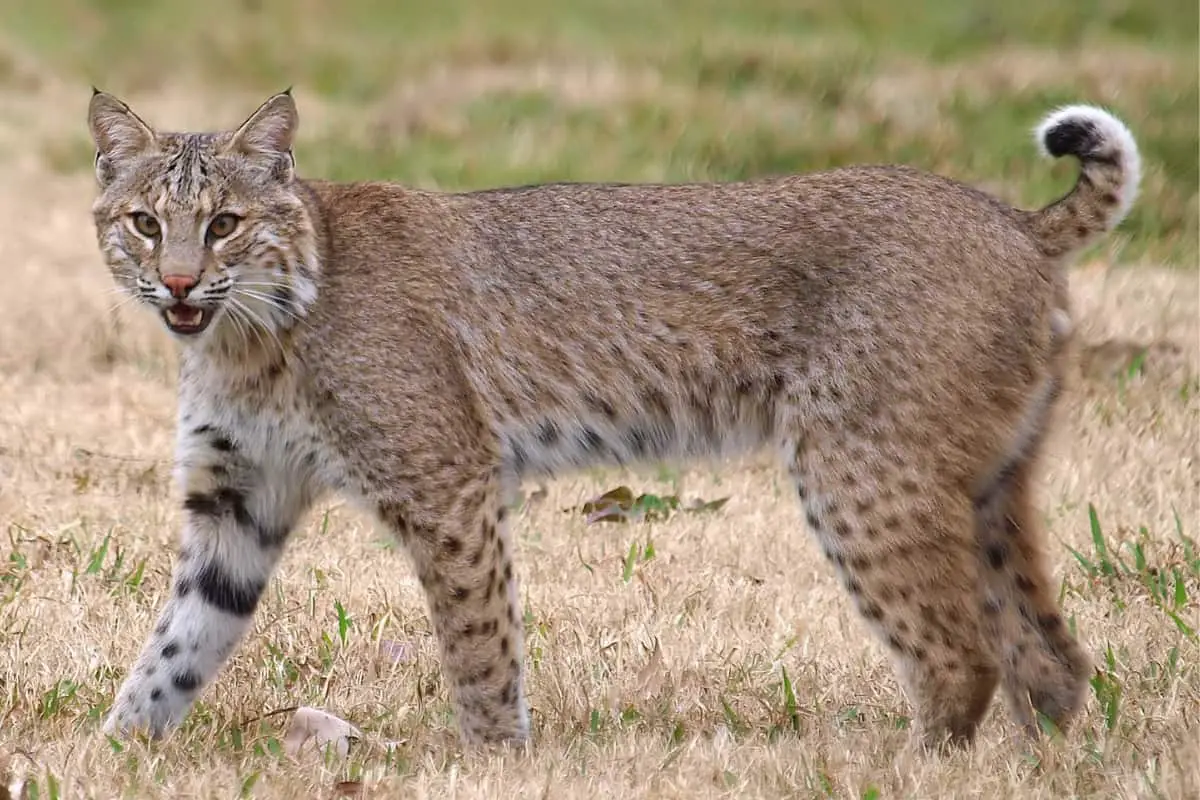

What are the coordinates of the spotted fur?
(88, 90, 1139, 751)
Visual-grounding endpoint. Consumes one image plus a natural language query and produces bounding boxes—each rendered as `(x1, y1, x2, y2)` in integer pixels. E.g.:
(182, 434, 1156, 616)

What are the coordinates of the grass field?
(0, 1, 1197, 797)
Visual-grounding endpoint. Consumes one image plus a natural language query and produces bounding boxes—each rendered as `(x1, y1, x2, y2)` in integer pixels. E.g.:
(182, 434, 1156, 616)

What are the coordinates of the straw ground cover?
(0, 1, 1196, 797)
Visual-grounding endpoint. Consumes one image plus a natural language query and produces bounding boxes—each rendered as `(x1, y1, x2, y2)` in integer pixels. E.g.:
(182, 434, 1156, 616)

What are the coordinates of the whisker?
(226, 298, 268, 354)
(235, 282, 307, 311)
(228, 297, 281, 355)
(235, 281, 306, 299)
(104, 287, 143, 316)
(233, 294, 308, 334)
(233, 288, 306, 325)
(235, 280, 295, 291)
(221, 303, 252, 350)
(247, 302, 287, 354)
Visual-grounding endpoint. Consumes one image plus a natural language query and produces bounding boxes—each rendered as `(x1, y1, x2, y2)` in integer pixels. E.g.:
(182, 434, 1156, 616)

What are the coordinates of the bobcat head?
(87, 90, 319, 344)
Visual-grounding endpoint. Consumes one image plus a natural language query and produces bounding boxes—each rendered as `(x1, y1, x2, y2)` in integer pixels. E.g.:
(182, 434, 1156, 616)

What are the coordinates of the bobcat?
(88, 88, 1140, 751)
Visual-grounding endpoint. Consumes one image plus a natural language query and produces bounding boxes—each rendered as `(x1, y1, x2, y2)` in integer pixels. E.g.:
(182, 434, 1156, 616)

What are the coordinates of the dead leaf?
(283, 707, 361, 759)
(331, 780, 364, 797)
(566, 486, 729, 524)
(579, 485, 636, 523)
(684, 496, 730, 514)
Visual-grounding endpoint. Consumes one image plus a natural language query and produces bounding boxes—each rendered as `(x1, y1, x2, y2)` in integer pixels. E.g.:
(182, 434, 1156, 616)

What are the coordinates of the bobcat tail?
(1028, 105, 1141, 258)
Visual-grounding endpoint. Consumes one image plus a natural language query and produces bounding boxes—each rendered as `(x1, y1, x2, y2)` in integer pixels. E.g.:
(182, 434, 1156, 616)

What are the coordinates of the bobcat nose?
(162, 274, 199, 299)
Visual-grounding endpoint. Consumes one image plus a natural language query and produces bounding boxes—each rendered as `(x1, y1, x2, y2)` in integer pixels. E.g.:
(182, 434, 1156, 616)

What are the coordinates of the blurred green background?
(3, 0, 1196, 264)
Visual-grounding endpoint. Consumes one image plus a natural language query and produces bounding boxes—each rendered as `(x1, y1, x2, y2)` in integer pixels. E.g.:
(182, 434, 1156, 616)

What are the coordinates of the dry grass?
(1, 2, 1198, 797)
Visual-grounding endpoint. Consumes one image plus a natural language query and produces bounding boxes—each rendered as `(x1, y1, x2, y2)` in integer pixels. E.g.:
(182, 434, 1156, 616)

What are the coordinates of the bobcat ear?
(88, 89, 156, 186)
(226, 90, 298, 179)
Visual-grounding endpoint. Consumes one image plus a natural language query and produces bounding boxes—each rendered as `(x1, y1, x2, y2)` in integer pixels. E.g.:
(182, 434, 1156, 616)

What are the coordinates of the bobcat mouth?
(162, 303, 214, 335)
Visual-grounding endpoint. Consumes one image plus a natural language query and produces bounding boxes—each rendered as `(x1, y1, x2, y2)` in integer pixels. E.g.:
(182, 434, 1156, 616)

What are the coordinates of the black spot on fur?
(150, 688, 163, 701)
(536, 421, 560, 446)
(848, 554, 872, 572)
(275, 284, 295, 312)
(195, 560, 264, 616)
(209, 433, 235, 452)
(183, 492, 220, 517)
(985, 543, 1009, 570)
(626, 426, 654, 458)
(581, 427, 604, 452)
(184, 487, 254, 531)
(1037, 613, 1063, 631)
(861, 601, 884, 621)
(586, 393, 617, 420)
(185, 487, 289, 547)
(173, 671, 202, 693)
(161, 642, 179, 659)
(508, 440, 529, 474)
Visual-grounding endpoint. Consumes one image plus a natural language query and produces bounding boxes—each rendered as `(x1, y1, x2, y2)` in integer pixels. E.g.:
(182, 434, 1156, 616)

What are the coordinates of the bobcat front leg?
(104, 424, 308, 739)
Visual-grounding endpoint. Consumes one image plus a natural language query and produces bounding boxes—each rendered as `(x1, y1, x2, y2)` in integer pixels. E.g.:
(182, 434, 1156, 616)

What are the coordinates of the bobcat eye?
(206, 213, 240, 242)
(130, 212, 160, 238)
